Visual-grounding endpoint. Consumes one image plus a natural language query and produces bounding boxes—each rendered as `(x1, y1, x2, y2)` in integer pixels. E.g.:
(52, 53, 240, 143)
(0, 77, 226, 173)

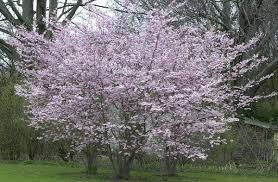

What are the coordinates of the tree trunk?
(165, 155, 177, 176)
(108, 152, 135, 180)
(117, 157, 133, 180)
(164, 146, 177, 176)
(28, 149, 35, 160)
(28, 140, 37, 160)
(22, 0, 33, 30)
(49, 0, 58, 19)
(36, 0, 47, 34)
(222, 0, 231, 30)
(58, 146, 69, 162)
(86, 146, 98, 175)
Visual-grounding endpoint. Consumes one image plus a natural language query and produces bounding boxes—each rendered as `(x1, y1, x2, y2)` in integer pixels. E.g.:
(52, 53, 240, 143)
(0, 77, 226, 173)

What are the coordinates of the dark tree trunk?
(164, 146, 177, 176)
(49, 0, 58, 19)
(36, 0, 47, 34)
(165, 155, 177, 176)
(22, 0, 33, 30)
(222, 0, 231, 30)
(108, 152, 134, 180)
(28, 140, 37, 160)
(28, 149, 35, 160)
(58, 146, 69, 162)
(86, 146, 98, 175)
(117, 158, 133, 180)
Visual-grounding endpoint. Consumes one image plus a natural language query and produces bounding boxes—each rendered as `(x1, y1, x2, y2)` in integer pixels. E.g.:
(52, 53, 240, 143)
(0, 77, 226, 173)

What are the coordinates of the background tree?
(110, 0, 278, 167)
(0, 0, 97, 77)
(0, 75, 26, 160)
(113, 0, 278, 103)
(0, 0, 105, 165)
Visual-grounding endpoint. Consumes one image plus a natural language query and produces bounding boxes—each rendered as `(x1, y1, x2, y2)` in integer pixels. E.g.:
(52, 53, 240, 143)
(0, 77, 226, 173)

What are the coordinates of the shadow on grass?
(57, 170, 115, 181)
(155, 174, 217, 182)
(56, 169, 214, 182)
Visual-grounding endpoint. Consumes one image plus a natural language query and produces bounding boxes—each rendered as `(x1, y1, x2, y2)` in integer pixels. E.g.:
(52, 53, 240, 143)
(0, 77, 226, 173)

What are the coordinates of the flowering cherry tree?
(13, 10, 273, 179)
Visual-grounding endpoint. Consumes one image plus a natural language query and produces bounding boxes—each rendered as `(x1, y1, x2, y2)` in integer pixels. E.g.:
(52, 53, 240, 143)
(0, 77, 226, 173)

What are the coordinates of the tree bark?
(64, 0, 82, 23)
(0, 0, 18, 25)
(164, 155, 177, 176)
(36, 0, 47, 34)
(86, 146, 98, 175)
(164, 147, 177, 176)
(107, 150, 135, 180)
(222, 0, 231, 30)
(117, 156, 133, 180)
(49, 0, 58, 19)
(22, 0, 33, 30)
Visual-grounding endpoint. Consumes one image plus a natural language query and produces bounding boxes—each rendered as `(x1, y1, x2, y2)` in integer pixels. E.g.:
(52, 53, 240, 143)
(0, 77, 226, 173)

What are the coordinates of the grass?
(0, 161, 278, 182)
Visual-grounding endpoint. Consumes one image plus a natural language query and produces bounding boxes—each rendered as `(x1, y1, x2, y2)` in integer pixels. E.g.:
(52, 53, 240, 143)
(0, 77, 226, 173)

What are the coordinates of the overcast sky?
(73, 0, 113, 26)
(95, 0, 109, 6)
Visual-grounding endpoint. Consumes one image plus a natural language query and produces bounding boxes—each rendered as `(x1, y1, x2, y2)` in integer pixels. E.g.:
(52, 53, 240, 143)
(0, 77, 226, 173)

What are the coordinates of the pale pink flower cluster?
(13, 12, 270, 160)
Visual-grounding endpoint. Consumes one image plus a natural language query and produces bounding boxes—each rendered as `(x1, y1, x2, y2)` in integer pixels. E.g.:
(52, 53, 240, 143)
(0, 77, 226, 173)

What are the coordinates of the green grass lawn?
(0, 162, 278, 182)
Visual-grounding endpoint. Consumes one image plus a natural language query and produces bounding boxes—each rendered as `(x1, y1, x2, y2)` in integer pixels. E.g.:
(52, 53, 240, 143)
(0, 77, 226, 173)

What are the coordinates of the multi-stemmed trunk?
(164, 147, 177, 176)
(107, 147, 135, 181)
(86, 146, 98, 175)
(117, 155, 134, 180)
(165, 155, 177, 176)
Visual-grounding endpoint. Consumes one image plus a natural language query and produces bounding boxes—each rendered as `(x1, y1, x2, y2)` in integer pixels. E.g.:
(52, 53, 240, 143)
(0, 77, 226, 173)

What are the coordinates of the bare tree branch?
(0, 0, 18, 25)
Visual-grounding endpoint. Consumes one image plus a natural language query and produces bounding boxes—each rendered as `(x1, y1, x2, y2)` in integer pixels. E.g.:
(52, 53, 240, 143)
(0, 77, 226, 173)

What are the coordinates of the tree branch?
(0, 0, 18, 26)
(7, 0, 24, 24)
(64, 0, 83, 22)
(84, 4, 147, 15)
